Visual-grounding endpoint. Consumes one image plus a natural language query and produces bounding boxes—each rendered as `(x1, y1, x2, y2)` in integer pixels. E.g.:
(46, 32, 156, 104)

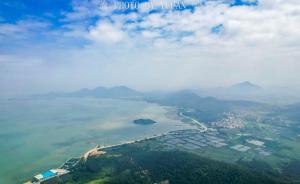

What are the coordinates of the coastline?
(23, 112, 202, 183)
(23, 131, 170, 184)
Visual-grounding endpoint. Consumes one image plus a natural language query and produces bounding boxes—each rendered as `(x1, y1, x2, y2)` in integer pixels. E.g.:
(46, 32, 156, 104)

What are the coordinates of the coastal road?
(179, 112, 208, 132)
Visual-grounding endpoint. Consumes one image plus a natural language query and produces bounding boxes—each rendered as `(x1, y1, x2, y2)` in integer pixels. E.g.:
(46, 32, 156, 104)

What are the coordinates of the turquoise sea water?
(0, 98, 191, 183)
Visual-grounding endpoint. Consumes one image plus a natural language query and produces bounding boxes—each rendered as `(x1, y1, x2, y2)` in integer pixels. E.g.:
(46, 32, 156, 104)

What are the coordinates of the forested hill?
(69, 144, 288, 184)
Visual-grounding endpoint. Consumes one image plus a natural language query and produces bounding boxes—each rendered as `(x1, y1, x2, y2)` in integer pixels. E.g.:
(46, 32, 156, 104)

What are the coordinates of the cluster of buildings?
(211, 112, 245, 129)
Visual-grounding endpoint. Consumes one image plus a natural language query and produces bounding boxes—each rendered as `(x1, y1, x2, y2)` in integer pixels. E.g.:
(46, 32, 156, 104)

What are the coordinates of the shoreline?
(24, 131, 171, 184)
(24, 112, 203, 183)
(83, 131, 169, 158)
(85, 111, 205, 156)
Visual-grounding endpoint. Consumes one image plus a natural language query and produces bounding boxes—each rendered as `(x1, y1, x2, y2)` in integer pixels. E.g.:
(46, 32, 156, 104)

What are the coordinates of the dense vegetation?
(68, 143, 291, 184)
(133, 119, 158, 125)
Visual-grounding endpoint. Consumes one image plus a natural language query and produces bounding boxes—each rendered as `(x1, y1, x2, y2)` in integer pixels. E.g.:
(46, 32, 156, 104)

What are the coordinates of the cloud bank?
(0, 0, 300, 97)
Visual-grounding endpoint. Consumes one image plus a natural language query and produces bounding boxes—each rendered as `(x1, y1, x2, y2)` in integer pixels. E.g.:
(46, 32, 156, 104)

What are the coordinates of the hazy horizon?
(1, 0, 300, 98)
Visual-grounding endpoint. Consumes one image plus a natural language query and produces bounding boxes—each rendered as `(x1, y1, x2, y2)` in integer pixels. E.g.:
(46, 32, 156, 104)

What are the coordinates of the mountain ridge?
(229, 81, 262, 91)
(33, 86, 143, 99)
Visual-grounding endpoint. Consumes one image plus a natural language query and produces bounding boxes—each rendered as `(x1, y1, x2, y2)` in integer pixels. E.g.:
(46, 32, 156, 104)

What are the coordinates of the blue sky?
(0, 0, 300, 97)
(0, 0, 71, 21)
(0, 0, 259, 48)
(0, 0, 257, 22)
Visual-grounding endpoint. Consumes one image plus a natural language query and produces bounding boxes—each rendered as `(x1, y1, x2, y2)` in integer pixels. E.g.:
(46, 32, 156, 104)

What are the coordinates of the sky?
(0, 0, 300, 97)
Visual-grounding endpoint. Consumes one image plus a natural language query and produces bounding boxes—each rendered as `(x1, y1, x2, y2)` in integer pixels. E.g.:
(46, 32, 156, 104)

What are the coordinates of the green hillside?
(68, 143, 291, 184)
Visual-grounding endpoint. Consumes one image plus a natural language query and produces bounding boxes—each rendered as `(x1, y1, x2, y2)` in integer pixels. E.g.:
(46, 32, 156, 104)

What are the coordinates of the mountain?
(146, 90, 266, 122)
(148, 90, 264, 109)
(72, 86, 142, 98)
(34, 86, 143, 99)
(195, 81, 267, 103)
(229, 81, 262, 91)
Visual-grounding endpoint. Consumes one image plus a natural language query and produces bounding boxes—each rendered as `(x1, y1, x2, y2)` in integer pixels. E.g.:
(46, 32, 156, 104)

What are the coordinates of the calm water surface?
(0, 97, 191, 183)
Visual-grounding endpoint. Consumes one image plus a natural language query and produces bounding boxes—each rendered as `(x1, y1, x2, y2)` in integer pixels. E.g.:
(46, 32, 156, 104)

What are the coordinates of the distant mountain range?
(33, 84, 299, 122)
(197, 81, 263, 96)
(195, 81, 300, 104)
(195, 81, 281, 103)
(33, 86, 143, 99)
(146, 90, 268, 122)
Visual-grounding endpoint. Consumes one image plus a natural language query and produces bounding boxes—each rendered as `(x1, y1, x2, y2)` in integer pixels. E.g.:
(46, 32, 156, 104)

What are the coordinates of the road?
(179, 112, 208, 132)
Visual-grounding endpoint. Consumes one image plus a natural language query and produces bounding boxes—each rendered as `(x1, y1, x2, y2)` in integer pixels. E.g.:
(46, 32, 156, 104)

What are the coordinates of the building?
(25, 169, 71, 184)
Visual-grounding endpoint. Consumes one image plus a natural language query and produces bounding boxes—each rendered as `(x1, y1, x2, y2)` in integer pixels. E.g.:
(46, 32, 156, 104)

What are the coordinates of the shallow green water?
(0, 98, 191, 184)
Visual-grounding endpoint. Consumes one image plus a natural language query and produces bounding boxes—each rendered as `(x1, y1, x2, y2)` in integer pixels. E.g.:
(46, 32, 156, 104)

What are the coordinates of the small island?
(133, 119, 158, 125)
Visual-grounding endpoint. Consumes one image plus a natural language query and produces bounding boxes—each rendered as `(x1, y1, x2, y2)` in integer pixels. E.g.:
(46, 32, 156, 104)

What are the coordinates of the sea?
(0, 97, 192, 183)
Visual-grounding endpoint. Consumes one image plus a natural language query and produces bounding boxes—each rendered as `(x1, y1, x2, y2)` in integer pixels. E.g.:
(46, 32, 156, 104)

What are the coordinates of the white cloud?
(0, 19, 49, 40)
(141, 30, 161, 38)
(63, 0, 300, 92)
(83, 0, 300, 51)
(1, 0, 300, 97)
(87, 21, 126, 43)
